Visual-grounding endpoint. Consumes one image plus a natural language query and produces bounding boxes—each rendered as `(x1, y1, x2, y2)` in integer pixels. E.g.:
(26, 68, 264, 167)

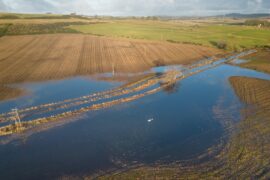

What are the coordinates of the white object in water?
(148, 118, 154, 123)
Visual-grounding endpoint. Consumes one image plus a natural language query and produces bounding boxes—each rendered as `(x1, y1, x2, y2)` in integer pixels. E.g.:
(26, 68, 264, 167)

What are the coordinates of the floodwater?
(0, 59, 270, 179)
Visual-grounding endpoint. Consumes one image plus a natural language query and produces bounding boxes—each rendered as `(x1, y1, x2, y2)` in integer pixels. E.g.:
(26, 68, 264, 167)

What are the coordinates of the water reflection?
(0, 55, 270, 179)
(161, 81, 180, 94)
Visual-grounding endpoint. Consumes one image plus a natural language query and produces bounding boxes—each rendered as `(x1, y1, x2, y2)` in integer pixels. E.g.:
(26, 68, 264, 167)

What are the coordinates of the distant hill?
(146, 13, 270, 20)
(221, 13, 270, 18)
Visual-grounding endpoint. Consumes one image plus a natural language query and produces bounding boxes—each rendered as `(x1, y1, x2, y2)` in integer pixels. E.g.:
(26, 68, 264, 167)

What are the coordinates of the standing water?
(0, 54, 269, 179)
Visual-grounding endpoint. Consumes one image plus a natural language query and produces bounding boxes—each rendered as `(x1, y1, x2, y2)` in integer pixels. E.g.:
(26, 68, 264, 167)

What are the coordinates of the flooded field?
(0, 51, 269, 179)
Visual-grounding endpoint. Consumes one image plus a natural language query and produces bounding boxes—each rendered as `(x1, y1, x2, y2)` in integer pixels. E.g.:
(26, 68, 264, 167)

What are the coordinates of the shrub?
(0, 15, 20, 19)
(0, 24, 12, 37)
(210, 40, 227, 50)
(153, 59, 165, 67)
(167, 40, 202, 46)
(244, 19, 270, 27)
(5, 22, 88, 35)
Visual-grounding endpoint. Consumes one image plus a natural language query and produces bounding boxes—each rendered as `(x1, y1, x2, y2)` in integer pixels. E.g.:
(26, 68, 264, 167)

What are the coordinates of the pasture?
(70, 20, 270, 51)
(0, 14, 269, 51)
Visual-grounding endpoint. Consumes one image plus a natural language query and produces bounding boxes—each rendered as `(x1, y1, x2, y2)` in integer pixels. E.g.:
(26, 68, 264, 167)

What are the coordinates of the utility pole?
(12, 108, 22, 132)
(112, 63, 115, 76)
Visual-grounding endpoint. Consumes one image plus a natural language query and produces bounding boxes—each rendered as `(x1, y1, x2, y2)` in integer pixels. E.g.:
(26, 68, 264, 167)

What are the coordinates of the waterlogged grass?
(70, 21, 270, 51)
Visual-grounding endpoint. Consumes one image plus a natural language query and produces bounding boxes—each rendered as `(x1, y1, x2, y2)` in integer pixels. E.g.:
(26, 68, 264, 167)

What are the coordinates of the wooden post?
(112, 63, 115, 76)
(12, 108, 21, 132)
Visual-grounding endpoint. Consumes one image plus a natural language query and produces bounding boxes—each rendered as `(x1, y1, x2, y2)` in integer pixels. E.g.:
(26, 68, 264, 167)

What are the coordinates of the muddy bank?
(0, 86, 24, 101)
(240, 49, 270, 74)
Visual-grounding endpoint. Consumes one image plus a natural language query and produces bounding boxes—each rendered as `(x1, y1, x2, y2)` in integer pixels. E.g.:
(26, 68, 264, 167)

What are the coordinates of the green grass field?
(1, 13, 269, 52)
(69, 21, 270, 51)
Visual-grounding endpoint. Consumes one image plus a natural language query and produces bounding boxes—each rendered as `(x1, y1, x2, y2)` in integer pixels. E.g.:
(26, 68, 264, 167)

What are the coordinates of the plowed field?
(0, 34, 221, 84)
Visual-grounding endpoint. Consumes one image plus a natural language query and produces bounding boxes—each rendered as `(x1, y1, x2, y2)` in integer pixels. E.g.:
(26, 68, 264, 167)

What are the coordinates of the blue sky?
(0, 0, 269, 16)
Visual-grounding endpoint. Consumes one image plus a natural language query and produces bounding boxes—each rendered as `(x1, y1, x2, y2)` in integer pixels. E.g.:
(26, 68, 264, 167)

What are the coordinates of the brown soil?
(240, 50, 270, 74)
(0, 86, 24, 101)
(230, 76, 270, 106)
(0, 34, 221, 85)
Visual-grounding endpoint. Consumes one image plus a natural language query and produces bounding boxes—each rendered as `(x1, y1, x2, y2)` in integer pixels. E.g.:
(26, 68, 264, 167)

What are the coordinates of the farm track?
(0, 50, 256, 137)
(0, 74, 157, 121)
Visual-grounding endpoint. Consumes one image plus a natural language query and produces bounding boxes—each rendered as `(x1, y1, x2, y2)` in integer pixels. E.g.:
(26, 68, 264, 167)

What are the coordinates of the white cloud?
(0, 0, 269, 16)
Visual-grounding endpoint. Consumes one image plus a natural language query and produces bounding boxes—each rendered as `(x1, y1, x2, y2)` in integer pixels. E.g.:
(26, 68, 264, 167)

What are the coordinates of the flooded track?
(0, 50, 257, 136)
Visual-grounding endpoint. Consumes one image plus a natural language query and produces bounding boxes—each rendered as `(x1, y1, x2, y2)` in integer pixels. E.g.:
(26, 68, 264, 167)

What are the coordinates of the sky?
(0, 0, 269, 16)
